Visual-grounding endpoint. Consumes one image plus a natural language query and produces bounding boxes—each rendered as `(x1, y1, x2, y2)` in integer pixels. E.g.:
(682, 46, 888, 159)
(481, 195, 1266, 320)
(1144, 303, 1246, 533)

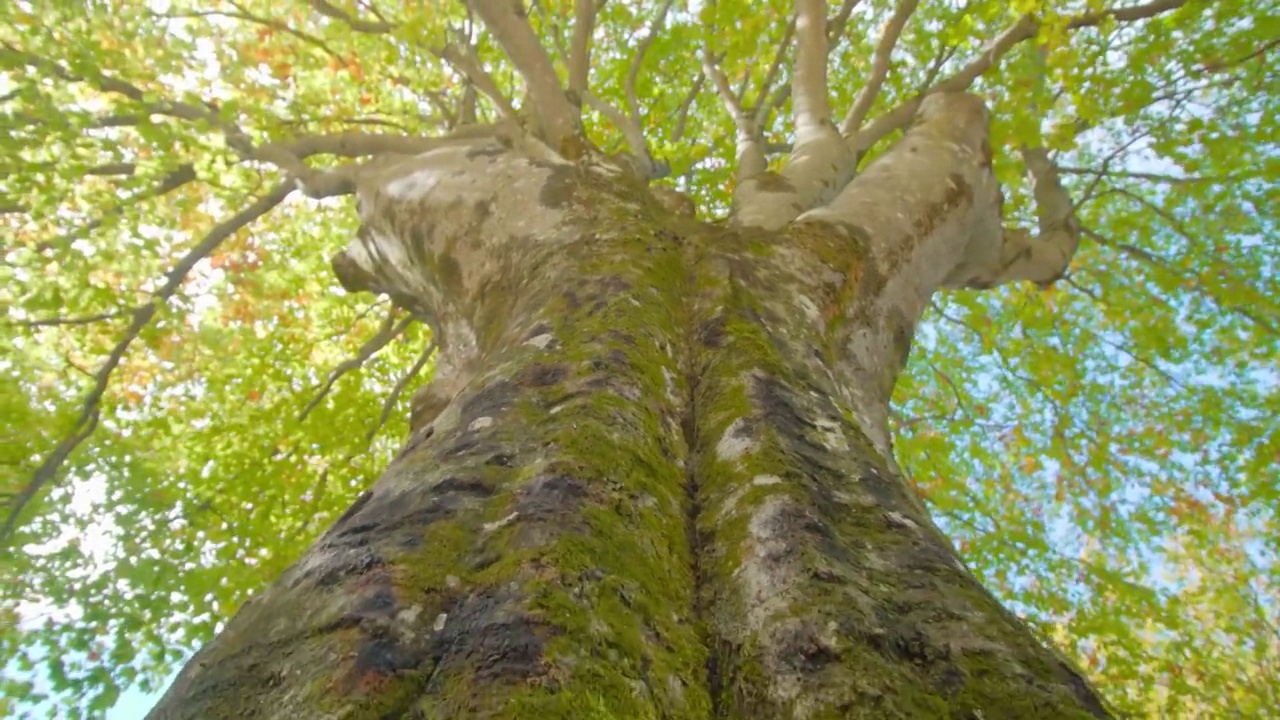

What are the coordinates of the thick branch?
(839, 0, 919, 136)
(731, 0, 855, 230)
(2, 183, 293, 543)
(703, 51, 767, 181)
(944, 147, 1080, 289)
(469, 0, 582, 150)
(435, 44, 518, 120)
(793, 0, 832, 132)
(568, 0, 599, 95)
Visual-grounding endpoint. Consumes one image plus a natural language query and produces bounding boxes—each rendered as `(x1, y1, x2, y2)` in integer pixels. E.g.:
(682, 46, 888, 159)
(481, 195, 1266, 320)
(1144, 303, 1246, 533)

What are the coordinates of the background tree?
(2, 0, 1276, 717)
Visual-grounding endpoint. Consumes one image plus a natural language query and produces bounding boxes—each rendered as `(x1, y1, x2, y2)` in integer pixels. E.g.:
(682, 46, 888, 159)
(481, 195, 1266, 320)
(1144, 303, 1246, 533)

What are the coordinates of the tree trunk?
(148, 99, 1110, 719)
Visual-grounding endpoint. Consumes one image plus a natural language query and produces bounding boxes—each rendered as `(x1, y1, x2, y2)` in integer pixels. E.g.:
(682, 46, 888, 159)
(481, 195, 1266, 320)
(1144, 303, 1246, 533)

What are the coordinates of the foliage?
(1, 0, 1276, 717)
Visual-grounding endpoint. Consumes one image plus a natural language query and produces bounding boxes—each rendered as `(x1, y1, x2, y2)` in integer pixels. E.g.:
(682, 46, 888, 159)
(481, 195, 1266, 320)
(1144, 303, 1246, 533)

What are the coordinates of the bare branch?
(1, 44, 269, 161)
(1057, 165, 1241, 186)
(752, 16, 796, 129)
(436, 43, 518, 120)
(731, 0, 858, 231)
(625, 0, 676, 123)
(703, 50, 767, 181)
(271, 131, 476, 160)
(944, 146, 1080, 289)
(1067, 0, 1192, 28)
(848, 0, 1193, 154)
(299, 312, 416, 422)
(568, 0, 600, 95)
(469, 0, 582, 150)
(827, 0, 864, 46)
(2, 183, 292, 543)
(159, 5, 342, 58)
(839, 0, 919, 136)
(581, 90, 653, 175)
(307, 0, 394, 32)
(367, 339, 438, 441)
(793, 0, 832, 132)
(36, 164, 198, 253)
(1085, 227, 1278, 336)
(9, 310, 129, 328)
(671, 72, 704, 143)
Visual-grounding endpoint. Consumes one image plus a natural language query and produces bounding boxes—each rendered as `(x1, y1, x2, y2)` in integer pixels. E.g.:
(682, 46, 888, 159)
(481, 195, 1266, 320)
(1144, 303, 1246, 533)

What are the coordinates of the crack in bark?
(678, 236, 722, 719)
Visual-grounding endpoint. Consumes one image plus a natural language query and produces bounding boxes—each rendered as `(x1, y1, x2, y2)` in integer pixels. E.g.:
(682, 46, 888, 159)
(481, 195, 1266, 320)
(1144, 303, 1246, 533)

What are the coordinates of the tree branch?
(944, 146, 1081, 288)
(435, 43, 518, 120)
(159, 5, 342, 58)
(670, 72, 704, 143)
(299, 311, 416, 422)
(1084, 227, 1278, 336)
(752, 15, 796, 129)
(36, 164, 198, 253)
(847, 0, 1193, 154)
(2, 182, 293, 544)
(731, 0, 858, 231)
(793, 0, 833, 133)
(581, 90, 653, 176)
(568, 0, 600, 95)
(703, 50, 767, 181)
(839, 0, 919, 136)
(307, 0, 394, 33)
(625, 0, 676, 123)
(9, 310, 129, 328)
(469, 0, 582, 150)
(827, 0, 864, 47)
(367, 339, 438, 441)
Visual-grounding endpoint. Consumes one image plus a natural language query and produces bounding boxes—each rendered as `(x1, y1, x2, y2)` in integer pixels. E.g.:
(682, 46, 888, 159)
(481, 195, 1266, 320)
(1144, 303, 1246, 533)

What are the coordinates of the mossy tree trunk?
(148, 97, 1108, 719)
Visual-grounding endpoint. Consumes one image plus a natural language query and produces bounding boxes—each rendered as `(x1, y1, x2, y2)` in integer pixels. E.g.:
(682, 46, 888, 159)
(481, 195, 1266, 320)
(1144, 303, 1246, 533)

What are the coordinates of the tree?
(3, 0, 1276, 717)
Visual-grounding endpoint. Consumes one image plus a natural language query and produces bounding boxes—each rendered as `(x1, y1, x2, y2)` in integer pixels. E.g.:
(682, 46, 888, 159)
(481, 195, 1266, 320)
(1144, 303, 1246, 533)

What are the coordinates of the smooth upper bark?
(147, 95, 1108, 719)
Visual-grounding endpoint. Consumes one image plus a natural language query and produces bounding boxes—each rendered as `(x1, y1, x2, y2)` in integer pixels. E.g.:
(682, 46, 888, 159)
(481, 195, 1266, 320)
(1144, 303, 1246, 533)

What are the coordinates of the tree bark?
(148, 100, 1110, 719)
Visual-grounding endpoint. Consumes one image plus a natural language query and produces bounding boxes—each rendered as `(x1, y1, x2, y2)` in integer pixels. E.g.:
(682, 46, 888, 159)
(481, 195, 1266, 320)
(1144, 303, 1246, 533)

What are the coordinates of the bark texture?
(148, 96, 1109, 719)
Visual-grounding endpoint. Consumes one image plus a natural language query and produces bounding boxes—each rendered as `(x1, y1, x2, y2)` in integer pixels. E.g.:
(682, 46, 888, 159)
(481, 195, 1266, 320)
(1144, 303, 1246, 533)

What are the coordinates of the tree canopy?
(2, 0, 1276, 717)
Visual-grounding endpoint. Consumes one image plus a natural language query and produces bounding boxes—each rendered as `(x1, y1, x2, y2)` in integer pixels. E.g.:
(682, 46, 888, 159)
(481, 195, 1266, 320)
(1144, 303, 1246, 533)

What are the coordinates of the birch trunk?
(147, 97, 1109, 719)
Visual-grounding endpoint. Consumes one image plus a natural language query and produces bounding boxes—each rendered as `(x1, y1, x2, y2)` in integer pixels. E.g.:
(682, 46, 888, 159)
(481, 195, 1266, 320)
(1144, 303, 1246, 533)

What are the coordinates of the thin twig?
(298, 312, 416, 421)
(367, 339, 438, 441)
(3, 182, 293, 543)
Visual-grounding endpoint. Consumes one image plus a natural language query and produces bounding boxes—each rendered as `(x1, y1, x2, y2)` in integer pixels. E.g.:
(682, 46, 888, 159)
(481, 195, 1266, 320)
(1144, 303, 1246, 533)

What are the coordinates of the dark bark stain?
(460, 380, 515, 425)
(538, 164, 578, 209)
(514, 474, 587, 521)
(465, 144, 505, 160)
(523, 322, 553, 339)
(517, 363, 569, 388)
(430, 589, 548, 686)
(751, 374, 843, 479)
(697, 316, 727, 348)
